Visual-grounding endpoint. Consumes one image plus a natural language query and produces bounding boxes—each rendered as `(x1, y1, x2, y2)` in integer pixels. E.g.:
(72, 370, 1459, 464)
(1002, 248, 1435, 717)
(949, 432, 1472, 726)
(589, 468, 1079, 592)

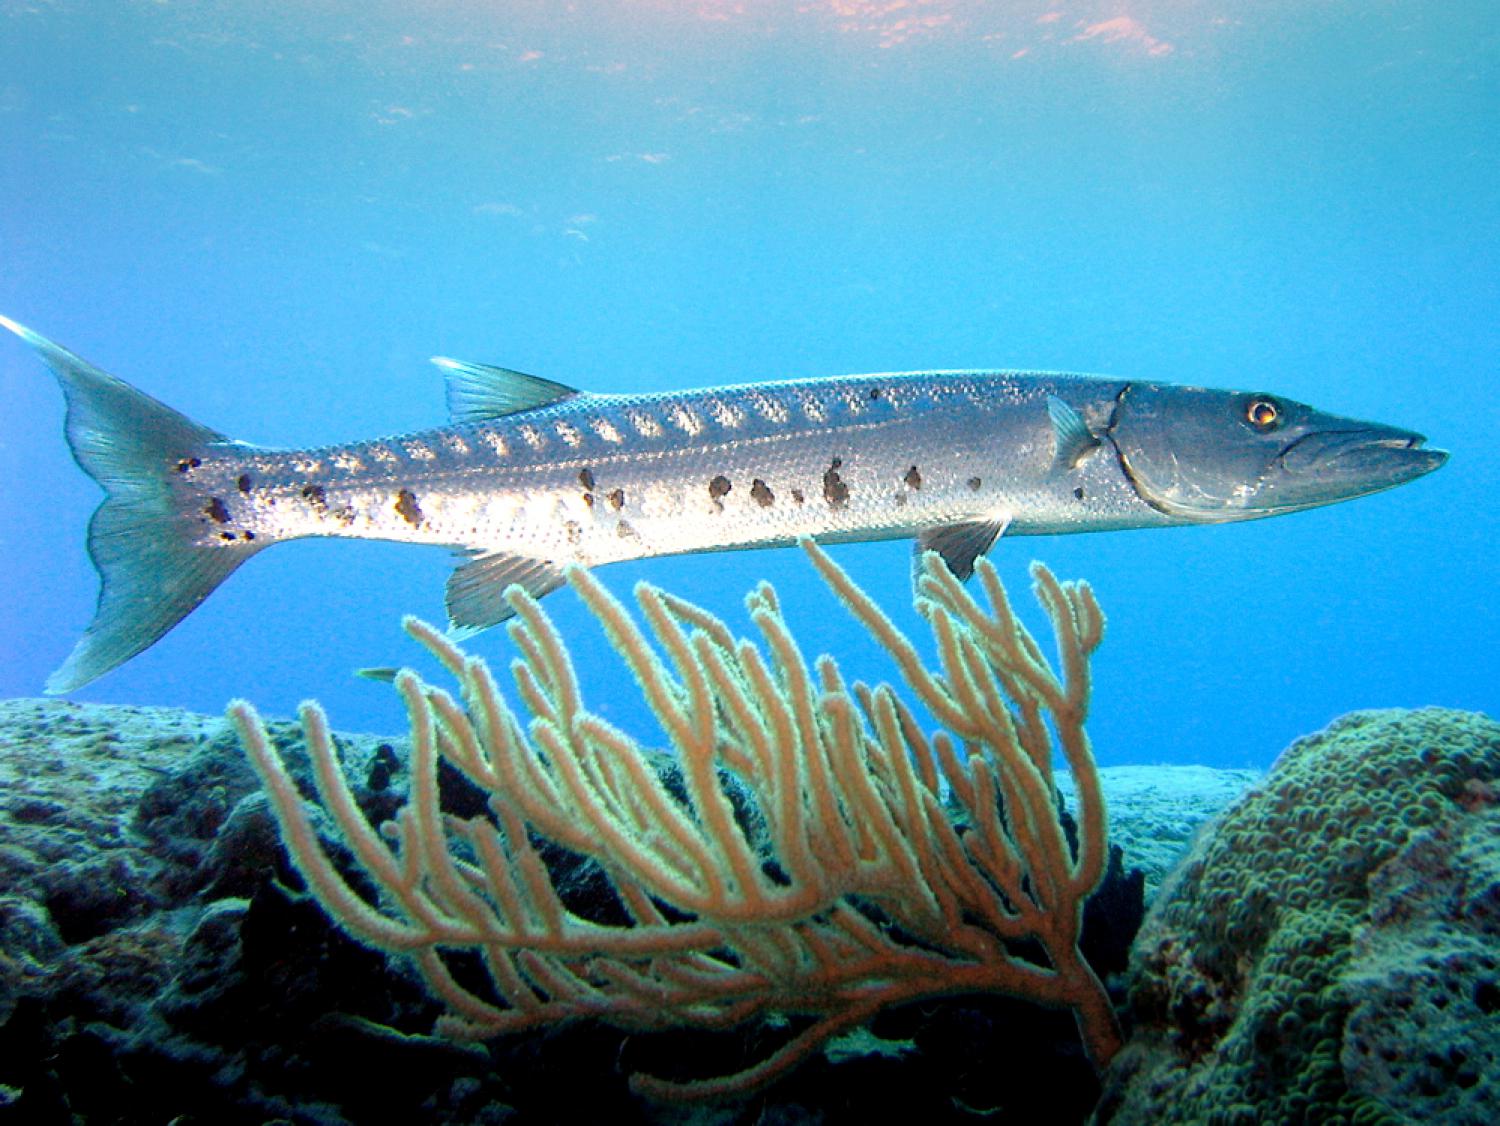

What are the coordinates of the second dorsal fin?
(430, 356, 580, 423)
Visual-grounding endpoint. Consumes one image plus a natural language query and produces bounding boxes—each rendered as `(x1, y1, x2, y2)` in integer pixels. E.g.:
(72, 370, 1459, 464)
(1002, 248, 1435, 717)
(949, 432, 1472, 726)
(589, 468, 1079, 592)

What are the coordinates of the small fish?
(2, 315, 1446, 692)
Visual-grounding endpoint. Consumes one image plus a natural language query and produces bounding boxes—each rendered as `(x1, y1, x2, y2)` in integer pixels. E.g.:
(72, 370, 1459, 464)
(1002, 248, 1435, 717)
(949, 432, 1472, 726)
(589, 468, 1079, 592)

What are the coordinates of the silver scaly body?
(199, 372, 1151, 564)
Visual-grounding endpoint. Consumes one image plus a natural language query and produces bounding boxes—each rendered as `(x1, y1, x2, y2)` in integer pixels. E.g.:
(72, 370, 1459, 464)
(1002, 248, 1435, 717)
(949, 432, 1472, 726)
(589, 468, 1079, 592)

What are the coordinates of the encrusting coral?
(229, 540, 1121, 1101)
(1096, 707, 1500, 1126)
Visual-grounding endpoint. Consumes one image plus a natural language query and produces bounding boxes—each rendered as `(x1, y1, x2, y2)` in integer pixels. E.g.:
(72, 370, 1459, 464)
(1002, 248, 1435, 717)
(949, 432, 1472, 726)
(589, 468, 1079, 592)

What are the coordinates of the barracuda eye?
(1245, 396, 1282, 431)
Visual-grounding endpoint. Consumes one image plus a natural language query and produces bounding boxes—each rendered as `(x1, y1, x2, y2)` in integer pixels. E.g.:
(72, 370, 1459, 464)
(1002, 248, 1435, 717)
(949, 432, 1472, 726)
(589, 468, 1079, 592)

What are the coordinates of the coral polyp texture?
(230, 540, 1122, 1101)
(1096, 707, 1500, 1126)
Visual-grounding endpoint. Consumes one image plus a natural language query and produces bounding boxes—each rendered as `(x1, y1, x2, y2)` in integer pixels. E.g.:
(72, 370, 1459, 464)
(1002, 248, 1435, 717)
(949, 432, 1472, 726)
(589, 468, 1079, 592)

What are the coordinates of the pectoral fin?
(1048, 394, 1101, 471)
(445, 551, 566, 637)
(915, 516, 1012, 582)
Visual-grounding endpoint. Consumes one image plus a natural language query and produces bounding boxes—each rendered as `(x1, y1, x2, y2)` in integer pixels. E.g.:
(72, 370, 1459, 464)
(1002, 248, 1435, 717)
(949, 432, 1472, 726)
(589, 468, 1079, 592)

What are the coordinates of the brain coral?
(1092, 707, 1500, 1126)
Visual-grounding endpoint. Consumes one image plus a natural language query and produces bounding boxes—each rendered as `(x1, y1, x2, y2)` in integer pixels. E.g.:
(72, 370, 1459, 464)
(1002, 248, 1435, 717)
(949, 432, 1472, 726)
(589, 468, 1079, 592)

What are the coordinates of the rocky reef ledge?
(0, 696, 1280, 1124)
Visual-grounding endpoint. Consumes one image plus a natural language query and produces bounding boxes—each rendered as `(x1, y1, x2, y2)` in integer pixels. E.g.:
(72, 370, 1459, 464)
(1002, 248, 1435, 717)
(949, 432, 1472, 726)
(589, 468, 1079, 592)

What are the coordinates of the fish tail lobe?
(2, 315, 259, 692)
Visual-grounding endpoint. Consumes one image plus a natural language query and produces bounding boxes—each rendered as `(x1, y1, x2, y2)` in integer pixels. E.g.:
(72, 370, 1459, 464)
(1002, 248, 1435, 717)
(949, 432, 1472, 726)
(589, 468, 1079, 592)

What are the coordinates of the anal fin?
(446, 551, 566, 637)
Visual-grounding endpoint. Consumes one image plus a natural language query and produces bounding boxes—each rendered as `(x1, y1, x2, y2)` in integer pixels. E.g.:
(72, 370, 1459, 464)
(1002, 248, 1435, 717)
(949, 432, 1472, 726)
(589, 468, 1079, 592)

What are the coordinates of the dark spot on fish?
(565, 520, 583, 545)
(1073, 486, 1085, 500)
(617, 520, 637, 539)
(219, 532, 236, 541)
(395, 488, 423, 526)
(823, 459, 850, 509)
(608, 488, 625, 510)
(582, 492, 595, 508)
(244, 530, 256, 541)
(203, 497, 230, 524)
(301, 484, 327, 510)
(791, 488, 805, 505)
(751, 479, 775, 507)
(709, 475, 731, 498)
(904, 465, 922, 490)
(175, 456, 202, 475)
(967, 476, 983, 492)
(237, 473, 252, 494)
(894, 491, 908, 507)
(578, 468, 596, 491)
(868, 387, 882, 400)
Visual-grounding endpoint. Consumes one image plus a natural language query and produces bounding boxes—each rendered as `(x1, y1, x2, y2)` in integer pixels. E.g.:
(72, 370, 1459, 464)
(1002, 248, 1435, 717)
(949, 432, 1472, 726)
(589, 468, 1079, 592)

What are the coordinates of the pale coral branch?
(233, 538, 1123, 1100)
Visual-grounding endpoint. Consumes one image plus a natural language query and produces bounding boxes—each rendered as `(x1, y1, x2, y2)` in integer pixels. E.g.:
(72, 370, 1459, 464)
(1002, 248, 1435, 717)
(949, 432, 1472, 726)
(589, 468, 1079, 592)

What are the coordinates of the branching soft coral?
(230, 540, 1120, 1101)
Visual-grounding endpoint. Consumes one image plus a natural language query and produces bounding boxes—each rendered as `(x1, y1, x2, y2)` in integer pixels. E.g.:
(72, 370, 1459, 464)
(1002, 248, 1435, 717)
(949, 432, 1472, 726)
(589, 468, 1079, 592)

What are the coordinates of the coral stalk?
(230, 540, 1121, 1100)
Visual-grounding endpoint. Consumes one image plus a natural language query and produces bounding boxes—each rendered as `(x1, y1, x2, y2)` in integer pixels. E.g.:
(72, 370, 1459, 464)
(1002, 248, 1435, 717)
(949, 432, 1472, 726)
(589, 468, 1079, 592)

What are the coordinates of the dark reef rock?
(0, 697, 1245, 1125)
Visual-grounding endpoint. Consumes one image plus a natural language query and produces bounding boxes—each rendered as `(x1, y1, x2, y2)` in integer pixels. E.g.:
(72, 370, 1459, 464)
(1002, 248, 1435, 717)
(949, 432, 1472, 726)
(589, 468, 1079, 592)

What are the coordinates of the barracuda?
(3, 315, 1447, 692)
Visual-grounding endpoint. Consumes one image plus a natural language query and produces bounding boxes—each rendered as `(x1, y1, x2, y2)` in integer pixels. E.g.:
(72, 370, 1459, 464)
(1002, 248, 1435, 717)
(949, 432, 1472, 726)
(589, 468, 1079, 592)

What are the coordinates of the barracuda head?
(1106, 382, 1448, 521)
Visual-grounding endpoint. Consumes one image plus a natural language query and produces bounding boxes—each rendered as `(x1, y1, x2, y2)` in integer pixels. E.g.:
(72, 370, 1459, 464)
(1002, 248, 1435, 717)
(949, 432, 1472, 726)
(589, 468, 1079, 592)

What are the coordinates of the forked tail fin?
(2, 316, 261, 692)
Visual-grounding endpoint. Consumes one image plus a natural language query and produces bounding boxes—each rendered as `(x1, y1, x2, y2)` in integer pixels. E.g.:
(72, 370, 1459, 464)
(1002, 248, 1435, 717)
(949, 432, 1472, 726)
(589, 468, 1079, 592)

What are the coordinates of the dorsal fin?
(430, 357, 580, 424)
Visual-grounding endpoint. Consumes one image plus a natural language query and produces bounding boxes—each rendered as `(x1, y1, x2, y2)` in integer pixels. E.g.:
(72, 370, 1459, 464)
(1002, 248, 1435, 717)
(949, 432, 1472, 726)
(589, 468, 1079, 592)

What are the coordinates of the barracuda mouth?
(1278, 428, 1449, 491)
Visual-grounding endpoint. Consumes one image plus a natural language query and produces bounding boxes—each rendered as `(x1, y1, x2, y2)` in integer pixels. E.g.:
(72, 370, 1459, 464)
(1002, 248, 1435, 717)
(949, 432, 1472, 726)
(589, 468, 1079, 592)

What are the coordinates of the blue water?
(0, 2, 1493, 770)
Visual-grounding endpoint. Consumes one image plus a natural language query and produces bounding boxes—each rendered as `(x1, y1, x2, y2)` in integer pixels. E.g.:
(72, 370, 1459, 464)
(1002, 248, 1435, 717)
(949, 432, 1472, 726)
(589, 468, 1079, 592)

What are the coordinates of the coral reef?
(232, 541, 1123, 1099)
(0, 697, 1217, 1123)
(0, 646, 1248, 1118)
(1095, 707, 1500, 1126)
(1338, 792, 1500, 1121)
(0, 697, 456, 1123)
